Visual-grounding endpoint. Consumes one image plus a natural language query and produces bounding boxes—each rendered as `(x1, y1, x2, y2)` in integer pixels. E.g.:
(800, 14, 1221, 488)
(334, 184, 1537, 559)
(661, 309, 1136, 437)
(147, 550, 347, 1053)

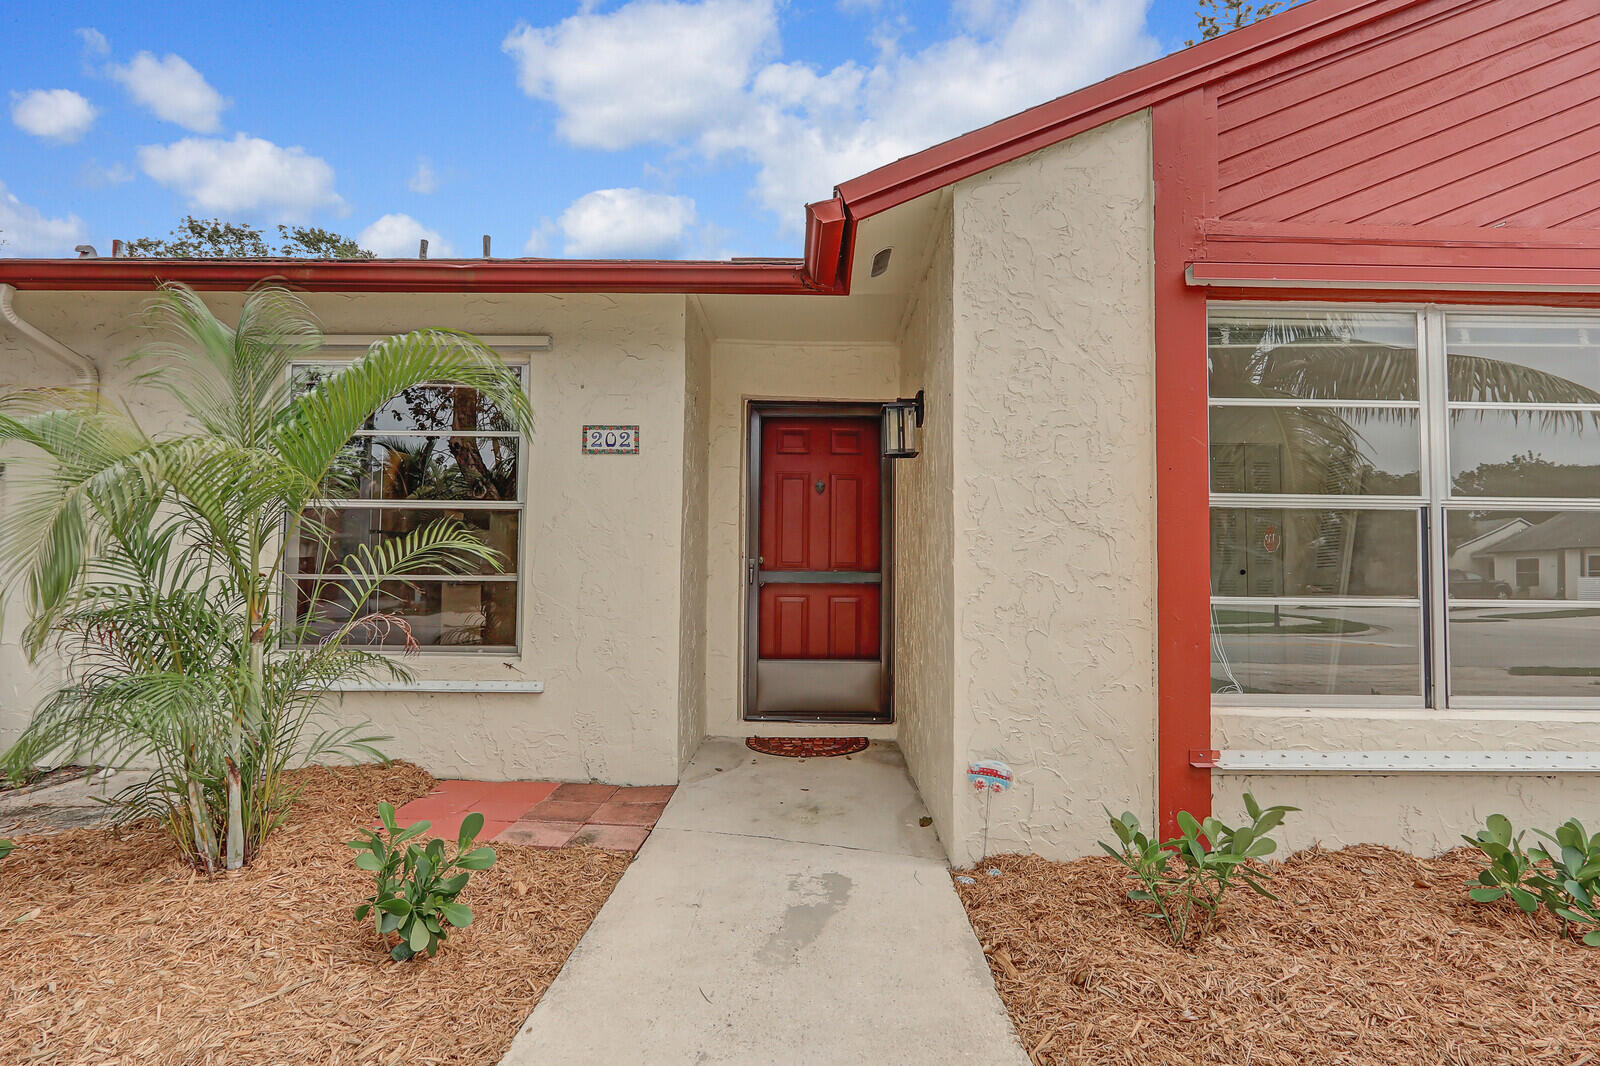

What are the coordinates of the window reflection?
(1210, 604, 1423, 697)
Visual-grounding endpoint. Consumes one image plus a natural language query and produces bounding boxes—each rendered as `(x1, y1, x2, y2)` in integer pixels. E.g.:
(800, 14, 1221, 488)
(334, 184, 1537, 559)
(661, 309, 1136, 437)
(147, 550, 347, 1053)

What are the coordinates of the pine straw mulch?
(0, 761, 630, 1066)
(956, 848, 1600, 1066)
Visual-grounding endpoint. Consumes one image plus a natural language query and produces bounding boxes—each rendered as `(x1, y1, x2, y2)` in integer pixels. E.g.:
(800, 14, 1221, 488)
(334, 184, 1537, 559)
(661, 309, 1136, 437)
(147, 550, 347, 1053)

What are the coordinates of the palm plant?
(0, 283, 532, 872)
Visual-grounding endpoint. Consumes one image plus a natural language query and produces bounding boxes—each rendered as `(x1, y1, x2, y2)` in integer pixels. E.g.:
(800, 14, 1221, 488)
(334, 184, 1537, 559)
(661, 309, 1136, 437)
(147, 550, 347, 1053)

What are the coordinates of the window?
(287, 365, 526, 651)
(1587, 554, 1600, 577)
(1209, 308, 1600, 707)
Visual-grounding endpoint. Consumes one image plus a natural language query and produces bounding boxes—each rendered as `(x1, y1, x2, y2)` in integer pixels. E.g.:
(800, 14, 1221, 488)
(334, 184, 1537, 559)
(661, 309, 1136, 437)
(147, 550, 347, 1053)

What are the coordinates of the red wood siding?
(1215, 0, 1600, 231)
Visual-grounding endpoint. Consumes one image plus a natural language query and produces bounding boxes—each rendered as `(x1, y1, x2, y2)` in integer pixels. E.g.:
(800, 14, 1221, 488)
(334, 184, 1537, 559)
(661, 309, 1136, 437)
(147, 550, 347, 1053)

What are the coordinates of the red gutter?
(0, 256, 820, 294)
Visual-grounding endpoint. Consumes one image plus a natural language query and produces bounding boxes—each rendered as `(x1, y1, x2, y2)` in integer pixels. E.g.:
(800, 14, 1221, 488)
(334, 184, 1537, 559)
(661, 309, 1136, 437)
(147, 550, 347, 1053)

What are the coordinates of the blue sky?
(2, 1, 1205, 260)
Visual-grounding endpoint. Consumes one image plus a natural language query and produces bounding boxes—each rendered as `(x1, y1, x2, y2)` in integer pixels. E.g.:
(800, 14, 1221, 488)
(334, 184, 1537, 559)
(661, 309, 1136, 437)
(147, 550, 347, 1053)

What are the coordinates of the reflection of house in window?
(1484, 513, 1600, 599)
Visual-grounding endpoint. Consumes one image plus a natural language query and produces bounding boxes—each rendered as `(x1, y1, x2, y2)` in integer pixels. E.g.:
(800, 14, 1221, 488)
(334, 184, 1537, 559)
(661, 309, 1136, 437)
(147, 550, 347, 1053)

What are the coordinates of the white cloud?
(358, 213, 453, 258)
(78, 160, 135, 188)
(77, 27, 111, 58)
(0, 181, 88, 256)
(557, 188, 696, 258)
(503, 0, 778, 150)
(10, 89, 98, 143)
(137, 134, 342, 220)
(109, 52, 228, 132)
(507, 0, 1158, 232)
(408, 158, 439, 194)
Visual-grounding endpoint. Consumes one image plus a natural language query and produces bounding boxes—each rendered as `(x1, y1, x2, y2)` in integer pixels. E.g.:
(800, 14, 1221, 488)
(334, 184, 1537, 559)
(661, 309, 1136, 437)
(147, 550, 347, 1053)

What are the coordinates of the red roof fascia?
(1190, 219, 1600, 289)
(833, 0, 1429, 220)
(802, 198, 850, 293)
(0, 256, 817, 294)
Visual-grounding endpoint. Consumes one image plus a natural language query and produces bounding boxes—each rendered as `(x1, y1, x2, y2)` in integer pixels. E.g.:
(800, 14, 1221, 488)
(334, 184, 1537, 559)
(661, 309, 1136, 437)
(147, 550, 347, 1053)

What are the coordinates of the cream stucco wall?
(943, 109, 1160, 866)
(893, 199, 959, 846)
(701, 339, 901, 741)
(677, 301, 712, 771)
(1214, 707, 1600, 853)
(0, 290, 692, 785)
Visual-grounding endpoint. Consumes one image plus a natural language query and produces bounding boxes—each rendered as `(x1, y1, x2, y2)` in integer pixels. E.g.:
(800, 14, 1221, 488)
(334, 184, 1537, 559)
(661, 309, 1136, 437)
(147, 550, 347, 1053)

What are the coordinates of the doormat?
(745, 737, 869, 758)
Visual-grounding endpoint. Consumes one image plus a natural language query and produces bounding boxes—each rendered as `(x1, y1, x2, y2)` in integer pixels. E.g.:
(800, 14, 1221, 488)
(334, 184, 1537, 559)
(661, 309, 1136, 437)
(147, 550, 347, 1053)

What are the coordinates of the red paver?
(548, 783, 618, 804)
(613, 785, 676, 803)
(590, 799, 667, 826)
(525, 797, 611, 822)
(389, 778, 670, 854)
(570, 823, 652, 853)
(498, 820, 583, 848)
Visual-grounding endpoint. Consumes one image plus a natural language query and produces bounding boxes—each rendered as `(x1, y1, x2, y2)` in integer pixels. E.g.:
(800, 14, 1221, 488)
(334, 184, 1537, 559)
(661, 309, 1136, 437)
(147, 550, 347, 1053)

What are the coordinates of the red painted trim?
(803, 198, 850, 293)
(1199, 284, 1600, 308)
(0, 257, 818, 294)
(1153, 93, 1215, 837)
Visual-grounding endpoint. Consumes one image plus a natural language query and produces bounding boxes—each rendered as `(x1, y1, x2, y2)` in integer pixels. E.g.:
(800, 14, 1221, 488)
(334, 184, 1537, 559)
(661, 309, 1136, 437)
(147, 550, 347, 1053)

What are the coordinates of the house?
(4, 0, 1600, 864)
(1481, 512, 1600, 601)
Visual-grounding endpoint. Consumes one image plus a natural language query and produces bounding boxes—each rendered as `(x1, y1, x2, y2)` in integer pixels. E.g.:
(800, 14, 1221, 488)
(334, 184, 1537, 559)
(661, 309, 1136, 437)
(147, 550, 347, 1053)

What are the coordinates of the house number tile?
(583, 425, 640, 454)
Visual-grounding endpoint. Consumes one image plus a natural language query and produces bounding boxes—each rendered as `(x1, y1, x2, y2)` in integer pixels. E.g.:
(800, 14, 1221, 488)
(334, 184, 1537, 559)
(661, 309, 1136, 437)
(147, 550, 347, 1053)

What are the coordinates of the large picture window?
(287, 364, 526, 651)
(1209, 308, 1600, 707)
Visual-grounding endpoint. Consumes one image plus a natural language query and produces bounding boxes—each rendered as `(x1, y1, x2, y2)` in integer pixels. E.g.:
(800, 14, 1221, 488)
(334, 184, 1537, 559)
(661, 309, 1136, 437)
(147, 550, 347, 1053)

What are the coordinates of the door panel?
(758, 583, 881, 658)
(757, 417, 882, 664)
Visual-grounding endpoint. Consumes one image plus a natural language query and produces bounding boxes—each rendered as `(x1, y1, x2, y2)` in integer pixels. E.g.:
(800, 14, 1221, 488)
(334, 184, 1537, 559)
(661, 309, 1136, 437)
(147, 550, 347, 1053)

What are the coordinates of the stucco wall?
(0, 290, 692, 785)
(702, 339, 901, 740)
(893, 200, 959, 847)
(678, 301, 712, 770)
(946, 109, 1159, 865)
(1214, 707, 1600, 853)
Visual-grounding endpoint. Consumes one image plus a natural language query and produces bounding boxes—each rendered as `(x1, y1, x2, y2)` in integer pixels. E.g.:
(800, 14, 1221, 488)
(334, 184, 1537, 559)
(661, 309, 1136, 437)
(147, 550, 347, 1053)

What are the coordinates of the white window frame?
(1210, 302, 1600, 711)
(286, 341, 535, 655)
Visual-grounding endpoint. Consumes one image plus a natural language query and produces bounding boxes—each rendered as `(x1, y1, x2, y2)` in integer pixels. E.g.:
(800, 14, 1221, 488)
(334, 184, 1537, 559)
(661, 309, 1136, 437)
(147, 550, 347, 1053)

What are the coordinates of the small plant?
(1101, 793, 1296, 946)
(0, 839, 12, 861)
(1465, 814, 1600, 947)
(347, 802, 497, 961)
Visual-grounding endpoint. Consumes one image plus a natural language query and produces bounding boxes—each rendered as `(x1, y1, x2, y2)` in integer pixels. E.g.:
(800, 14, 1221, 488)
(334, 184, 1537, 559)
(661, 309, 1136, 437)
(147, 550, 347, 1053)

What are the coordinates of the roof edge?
(0, 256, 818, 295)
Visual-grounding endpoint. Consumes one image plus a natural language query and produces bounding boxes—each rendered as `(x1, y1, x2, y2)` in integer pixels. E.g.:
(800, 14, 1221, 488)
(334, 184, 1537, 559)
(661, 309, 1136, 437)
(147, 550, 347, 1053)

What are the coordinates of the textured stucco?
(1215, 707, 1600, 853)
(893, 198, 959, 848)
(702, 339, 901, 741)
(677, 301, 712, 771)
(1, 290, 692, 785)
(946, 110, 1159, 865)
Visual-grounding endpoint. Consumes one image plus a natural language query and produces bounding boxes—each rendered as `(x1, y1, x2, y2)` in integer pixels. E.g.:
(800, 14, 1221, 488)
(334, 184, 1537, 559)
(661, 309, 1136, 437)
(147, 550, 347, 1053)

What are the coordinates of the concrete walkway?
(502, 738, 1029, 1066)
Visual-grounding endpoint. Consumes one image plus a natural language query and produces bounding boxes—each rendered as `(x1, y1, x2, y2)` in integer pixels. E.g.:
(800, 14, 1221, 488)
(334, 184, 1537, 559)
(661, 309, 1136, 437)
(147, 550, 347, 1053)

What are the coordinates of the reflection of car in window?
(1447, 568, 1512, 599)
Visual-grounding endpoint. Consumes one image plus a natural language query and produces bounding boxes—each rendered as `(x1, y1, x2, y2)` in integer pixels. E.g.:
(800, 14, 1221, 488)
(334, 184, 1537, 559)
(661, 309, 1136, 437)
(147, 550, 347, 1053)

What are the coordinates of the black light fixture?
(882, 389, 924, 459)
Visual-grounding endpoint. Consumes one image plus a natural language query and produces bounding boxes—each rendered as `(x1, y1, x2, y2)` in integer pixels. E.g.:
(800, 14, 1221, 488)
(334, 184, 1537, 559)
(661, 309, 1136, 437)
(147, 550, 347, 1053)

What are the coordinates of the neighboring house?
(4, 0, 1600, 862)
(1481, 513, 1600, 601)
(1448, 518, 1530, 574)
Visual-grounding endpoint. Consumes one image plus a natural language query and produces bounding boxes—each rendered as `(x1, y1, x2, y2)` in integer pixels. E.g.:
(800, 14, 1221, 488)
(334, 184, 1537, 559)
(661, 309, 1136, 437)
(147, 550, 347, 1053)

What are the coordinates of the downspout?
(0, 283, 99, 385)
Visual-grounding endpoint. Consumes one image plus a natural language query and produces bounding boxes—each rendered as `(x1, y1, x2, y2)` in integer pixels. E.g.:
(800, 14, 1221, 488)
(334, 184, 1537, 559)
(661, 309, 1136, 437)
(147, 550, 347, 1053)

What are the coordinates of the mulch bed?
(745, 736, 869, 758)
(0, 761, 630, 1065)
(955, 847, 1600, 1066)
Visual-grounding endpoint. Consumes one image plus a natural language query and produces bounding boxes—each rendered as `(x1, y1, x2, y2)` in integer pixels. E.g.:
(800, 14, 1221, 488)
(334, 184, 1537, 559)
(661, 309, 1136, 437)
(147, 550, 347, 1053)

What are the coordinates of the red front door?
(757, 417, 882, 660)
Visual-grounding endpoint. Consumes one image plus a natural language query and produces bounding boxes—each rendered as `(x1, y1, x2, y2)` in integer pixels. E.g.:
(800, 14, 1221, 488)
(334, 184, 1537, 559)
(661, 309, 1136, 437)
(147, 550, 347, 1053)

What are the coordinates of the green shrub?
(0, 839, 12, 861)
(1465, 814, 1600, 947)
(1101, 793, 1296, 946)
(348, 802, 498, 961)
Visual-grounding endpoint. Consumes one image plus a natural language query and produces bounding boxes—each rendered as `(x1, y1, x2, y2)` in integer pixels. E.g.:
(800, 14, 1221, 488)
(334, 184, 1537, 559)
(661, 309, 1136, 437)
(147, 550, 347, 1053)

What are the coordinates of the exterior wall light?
(882, 390, 924, 459)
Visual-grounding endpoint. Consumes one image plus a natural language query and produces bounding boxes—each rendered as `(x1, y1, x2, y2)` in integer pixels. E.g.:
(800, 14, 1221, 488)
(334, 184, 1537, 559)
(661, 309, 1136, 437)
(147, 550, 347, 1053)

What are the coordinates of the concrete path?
(502, 738, 1029, 1066)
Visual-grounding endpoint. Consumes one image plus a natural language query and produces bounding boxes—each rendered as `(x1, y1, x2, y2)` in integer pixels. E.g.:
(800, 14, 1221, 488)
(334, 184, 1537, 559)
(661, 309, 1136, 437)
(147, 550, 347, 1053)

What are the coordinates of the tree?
(125, 216, 374, 259)
(1189, 0, 1298, 46)
(0, 284, 530, 872)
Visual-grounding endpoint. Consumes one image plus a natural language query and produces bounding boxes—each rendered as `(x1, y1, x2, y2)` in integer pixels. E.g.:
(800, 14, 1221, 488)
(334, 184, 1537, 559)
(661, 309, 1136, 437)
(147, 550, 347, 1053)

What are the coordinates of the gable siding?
(1214, 0, 1600, 229)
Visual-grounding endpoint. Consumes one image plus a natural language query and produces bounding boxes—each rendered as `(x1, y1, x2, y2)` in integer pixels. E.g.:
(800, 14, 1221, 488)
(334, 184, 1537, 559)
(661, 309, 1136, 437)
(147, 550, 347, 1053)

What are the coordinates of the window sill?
(331, 680, 545, 694)
(1192, 748, 1600, 772)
